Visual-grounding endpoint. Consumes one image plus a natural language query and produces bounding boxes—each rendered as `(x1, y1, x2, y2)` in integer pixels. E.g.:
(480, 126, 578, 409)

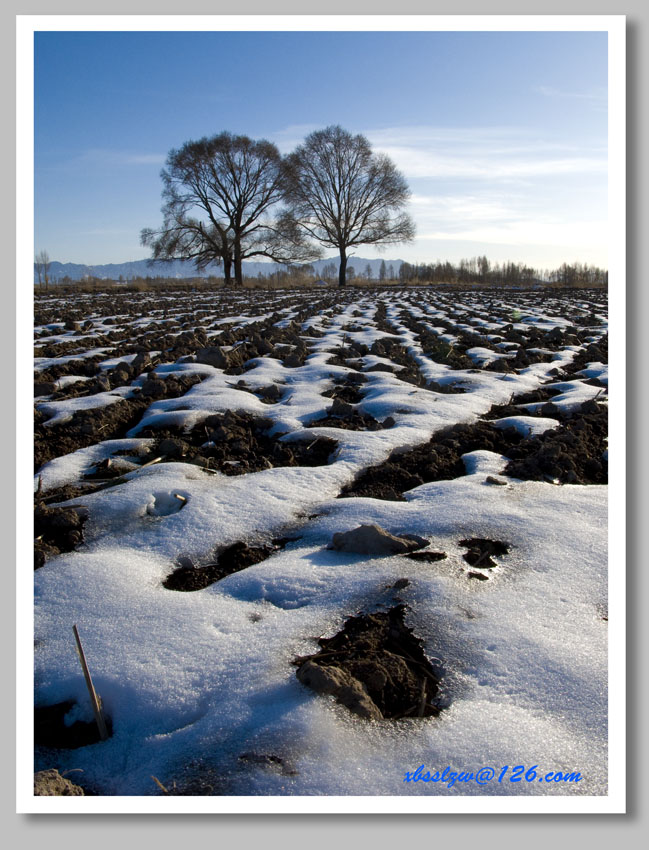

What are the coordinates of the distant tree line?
(34, 250, 51, 289)
(398, 256, 608, 288)
(547, 262, 608, 288)
(39, 257, 608, 292)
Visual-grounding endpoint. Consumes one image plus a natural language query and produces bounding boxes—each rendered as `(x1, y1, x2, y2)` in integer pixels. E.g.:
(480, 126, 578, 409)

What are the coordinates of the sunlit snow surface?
(33, 288, 608, 796)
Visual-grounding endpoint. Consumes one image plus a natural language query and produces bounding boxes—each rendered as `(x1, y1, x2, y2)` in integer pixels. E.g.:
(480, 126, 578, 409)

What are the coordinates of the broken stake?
(72, 624, 109, 741)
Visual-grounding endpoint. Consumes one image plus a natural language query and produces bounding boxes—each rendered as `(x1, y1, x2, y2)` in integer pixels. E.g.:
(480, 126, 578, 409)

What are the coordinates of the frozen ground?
(32, 286, 609, 797)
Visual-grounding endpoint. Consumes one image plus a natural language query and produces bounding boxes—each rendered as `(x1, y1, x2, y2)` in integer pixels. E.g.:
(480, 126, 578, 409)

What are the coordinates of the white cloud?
(77, 149, 166, 167)
(269, 123, 322, 153)
(407, 185, 607, 259)
(366, 124, 606, 181)
(367, 124, 607, 263)
(271, 123, 607, 182)
(380, 145, 605, 180)
(409, 193, 516, 223)
(416, 218, 608, 252)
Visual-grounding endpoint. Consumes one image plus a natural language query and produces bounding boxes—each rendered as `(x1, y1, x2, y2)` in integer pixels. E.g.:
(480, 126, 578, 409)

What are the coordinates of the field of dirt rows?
(32, 286, 608, 796)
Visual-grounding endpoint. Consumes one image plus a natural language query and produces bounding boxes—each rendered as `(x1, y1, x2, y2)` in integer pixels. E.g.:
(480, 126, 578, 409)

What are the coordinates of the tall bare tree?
(142, 132, 318, 286)
(35, 250, 51, 289)
(283, 126, 415, 287)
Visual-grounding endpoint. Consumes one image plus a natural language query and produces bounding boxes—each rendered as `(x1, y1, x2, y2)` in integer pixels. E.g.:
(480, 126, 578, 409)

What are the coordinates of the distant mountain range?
(36, 257, 405, 284)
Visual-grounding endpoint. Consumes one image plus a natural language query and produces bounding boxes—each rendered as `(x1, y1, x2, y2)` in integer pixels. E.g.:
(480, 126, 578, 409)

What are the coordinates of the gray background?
(5, 1, 646, 846)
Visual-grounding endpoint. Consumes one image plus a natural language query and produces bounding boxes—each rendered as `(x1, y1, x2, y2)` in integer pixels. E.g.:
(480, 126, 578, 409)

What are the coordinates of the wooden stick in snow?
(72, 624, 109, 741)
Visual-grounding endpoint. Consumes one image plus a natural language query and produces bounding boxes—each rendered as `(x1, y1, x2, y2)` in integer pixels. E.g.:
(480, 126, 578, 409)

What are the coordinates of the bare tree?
(142, 132, 318, 287)
(283, 126, 415, 287)
(35, 250, 51, 289)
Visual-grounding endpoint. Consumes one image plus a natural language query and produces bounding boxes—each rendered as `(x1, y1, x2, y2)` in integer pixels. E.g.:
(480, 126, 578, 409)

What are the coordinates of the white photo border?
(16, 13, 626, 815)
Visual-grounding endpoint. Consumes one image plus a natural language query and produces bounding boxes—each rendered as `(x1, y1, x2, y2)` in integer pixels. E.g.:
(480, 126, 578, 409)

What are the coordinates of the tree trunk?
(233, 239, 243, 287)
(234, 254, 243, 287)
(338, 247, 347, 287)
(223, 258, 232, 287)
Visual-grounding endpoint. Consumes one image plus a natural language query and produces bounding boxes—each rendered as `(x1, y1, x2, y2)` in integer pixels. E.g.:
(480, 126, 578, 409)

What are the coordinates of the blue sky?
(34, 29, 608, 270)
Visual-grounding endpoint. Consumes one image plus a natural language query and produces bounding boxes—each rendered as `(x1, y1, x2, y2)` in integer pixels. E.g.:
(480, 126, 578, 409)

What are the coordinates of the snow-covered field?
(30, 286, 610, 801)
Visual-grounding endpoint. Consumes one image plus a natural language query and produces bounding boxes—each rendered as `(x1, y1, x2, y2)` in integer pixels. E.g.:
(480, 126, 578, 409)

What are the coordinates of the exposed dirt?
(34, 398, 151, 472)
(34, 503, 89, 569)
(459, 538, 511, 569)
(326, 342, 370, 369)
(368, 338, 429, 388)
(417, 331, 478, 370)
(39, 355, 187, 402)
(307, 399, 389, 432)
(392, 312, 478, 370)
(405, 551, 447, 563)
(339, 421, 527, 501)
(34, 768, 85, 796)
(561, 333, 609, 377)
(163, 541, 278, 591)
(322, 381, 366, 404)
(479, 386, 565, 420)
(37, 483, 95, 505)
(340, 400, 607, 500)
(295, 605, 442, 720)
(136, 411, 338, 475)
(368, 328, 473, 394)
(504, 402, 607, 484)
(391, 301, 609, 381)
(226, 380, 286, 404)
(35, 355, 107, 383)
(426, 380, 468, 395)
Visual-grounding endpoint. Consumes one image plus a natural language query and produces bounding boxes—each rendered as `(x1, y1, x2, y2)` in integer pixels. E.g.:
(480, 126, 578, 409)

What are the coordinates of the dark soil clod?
(459, 538, 510, 569)
(34, 768, 85, 796)
(34, 503, 89, 568)
(504, 404, 607, 484)
(307, 402, 385, 432)
(322, 383, 365, 404)
(34, 373, 203, 472)
(34, 398, 151, 472)
(339, 401, 607, 500)
(139, 411, 338, 475)
(405, 551, 447, 563)
(163, 541, 277, 591)
(338, 416, 536, 500)
(295, 605, 443, 720)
